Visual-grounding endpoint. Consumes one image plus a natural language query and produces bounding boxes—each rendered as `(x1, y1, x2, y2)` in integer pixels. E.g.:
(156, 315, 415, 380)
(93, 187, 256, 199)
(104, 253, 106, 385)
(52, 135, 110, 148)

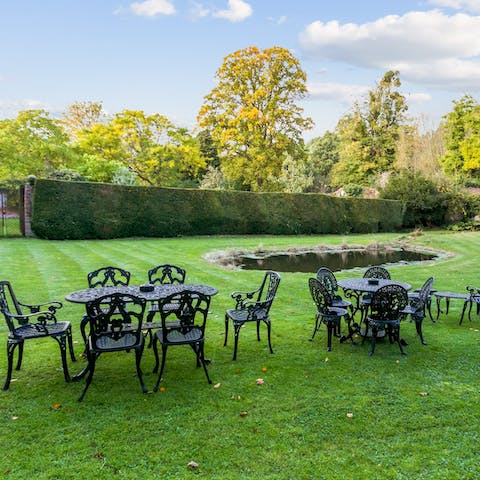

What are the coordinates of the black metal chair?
(224, 271, 281, 360)
(364, 284, 408, 356)
(402, 277, 434, 345)
(144, 264, 186, 346)
(308, 277, 351, 351)
(80, 266, 132, 347)
(0, 280, 76, 391)
(152, 290, 212, 390)
(316, 267, 352, 334)
(78, 292, 147, 401)
(459, 285, 480, 325)
(359, 266, 392, 322)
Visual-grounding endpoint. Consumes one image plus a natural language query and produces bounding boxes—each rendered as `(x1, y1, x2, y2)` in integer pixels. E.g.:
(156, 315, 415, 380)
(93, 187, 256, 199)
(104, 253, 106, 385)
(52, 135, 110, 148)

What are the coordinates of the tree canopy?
(198, 46, 313, 191)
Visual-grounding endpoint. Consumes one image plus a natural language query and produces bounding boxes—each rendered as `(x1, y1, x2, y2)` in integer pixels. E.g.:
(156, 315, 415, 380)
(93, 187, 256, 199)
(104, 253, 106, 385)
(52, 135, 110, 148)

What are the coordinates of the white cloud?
(267, 15, 287, 25)
(307, 82, 369, 104)
(213, 0, 252, 22)
(0, 99, 63, 118)
(404, 92, 432, 104)
(129, 0, 175, 17)
(428, 0, 480, 13)
(299, 10, 480, 90)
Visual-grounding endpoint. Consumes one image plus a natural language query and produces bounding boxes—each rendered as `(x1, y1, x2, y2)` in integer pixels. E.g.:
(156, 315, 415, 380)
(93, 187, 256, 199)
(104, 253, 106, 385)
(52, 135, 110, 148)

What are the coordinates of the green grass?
(0, 230, 479, 479)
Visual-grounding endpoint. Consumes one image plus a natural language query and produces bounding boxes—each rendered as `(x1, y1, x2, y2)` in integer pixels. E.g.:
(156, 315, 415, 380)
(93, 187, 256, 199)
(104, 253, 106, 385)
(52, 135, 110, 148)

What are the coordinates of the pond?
(234, 249, 437, 273)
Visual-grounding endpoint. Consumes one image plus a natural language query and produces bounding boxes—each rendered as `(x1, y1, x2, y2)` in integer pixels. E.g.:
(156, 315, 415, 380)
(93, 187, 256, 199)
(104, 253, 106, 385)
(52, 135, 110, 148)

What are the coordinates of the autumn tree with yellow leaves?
(198, 46, 313, 191)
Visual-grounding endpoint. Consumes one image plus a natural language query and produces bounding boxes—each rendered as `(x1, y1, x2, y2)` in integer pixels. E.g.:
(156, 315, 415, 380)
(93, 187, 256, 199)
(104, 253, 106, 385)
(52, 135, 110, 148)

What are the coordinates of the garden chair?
(78, 292, 147, 401)
(308, 277, 351, 351)
(359, 266, 392, 322)
(152, 290, 212, 390)
(0, 280, 76, 390)
(224, 271, 281, 360)
(402, 277, 434, 345)
(364, 284, 408, 356)
(80, 266, 132, 347)
(316, 267, 352, 334)
(459, 285, 480, 325)
(143, 264, 186, 346)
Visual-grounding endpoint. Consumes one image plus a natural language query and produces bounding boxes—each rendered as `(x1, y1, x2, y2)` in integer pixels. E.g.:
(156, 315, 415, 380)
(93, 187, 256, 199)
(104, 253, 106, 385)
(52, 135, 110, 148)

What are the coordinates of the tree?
(306, 131, 339, 192)
(62, 101, 106, 141)
(0, 109, 77, 182)
(331, 71, 408, 187)
(197, 46, 313, 191)
(75, 110, 206, 186)
(440, 95, 480, 177)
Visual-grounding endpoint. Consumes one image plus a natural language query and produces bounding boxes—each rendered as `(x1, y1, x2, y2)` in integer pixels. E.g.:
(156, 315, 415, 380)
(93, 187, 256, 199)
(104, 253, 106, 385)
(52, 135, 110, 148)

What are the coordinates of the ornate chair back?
(370, 284, 408, 320)
(363, 266, 391, 280)
(87, 266, 131, 288)
(148, 264, 186, 285)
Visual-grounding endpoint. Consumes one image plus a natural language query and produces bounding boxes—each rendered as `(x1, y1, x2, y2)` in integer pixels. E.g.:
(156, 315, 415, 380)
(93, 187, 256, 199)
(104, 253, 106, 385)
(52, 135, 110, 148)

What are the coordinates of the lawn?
(0, 230, 479, 479)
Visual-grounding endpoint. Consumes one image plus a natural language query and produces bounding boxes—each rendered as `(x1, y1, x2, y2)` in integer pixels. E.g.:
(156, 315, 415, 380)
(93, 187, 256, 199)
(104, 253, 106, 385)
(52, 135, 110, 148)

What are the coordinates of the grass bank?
(0, 230, 479, 479)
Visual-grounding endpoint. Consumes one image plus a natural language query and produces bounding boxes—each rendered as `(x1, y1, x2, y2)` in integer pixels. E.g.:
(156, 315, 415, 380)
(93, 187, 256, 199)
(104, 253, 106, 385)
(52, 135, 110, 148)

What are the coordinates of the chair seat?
(367, 315, 401, 327)
(93, 333, 140, 351)
(325, 306, 348, 316)
(148, 302, 182, 313)
(142, 320, 180, 330)
(157, 326, 204, 344)
(9, 321, 71, 340)
(226, 308, 269, 323)
(332, 297, 351, 309)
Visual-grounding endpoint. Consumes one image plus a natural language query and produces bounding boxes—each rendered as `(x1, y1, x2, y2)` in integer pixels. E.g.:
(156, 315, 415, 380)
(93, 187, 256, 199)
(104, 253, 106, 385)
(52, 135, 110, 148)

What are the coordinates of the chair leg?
(198, 342, 212, 384)
(135, 345, 147, 393)
(3, 340, 17, 391)
(54, 335, 71, 383)
(67, 326, 76, 362)
(153, 344, 168, 392)
(326, 322, 333, 352)
(395, 324, 407, 355)
(256, 320, 261, 341)
(15, 341, 24, 371)
(233, 323, 242, 360)
(459, 301, 469, 325)
(415, 316, 426, 345)
(152, 335, 160, 373)
(224, 315, 229, 346)
(78, 349, 96, 402)
(369, 326, 378, 356)
(310, 312, 321, 341)
(266, 320, 274, 354)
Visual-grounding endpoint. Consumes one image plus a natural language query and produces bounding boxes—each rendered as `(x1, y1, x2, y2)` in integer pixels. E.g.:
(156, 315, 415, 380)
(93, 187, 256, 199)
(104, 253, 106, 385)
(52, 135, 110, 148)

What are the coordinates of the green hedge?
(31, 179, 404, 239)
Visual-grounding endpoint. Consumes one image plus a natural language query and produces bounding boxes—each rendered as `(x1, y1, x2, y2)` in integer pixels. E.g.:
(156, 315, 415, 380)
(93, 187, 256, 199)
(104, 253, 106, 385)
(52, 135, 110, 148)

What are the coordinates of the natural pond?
(232, 248, 438, 273)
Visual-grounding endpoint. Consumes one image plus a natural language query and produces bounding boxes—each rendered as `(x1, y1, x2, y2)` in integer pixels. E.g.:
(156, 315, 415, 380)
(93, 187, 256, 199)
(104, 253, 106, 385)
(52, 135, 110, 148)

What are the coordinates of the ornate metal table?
(65, 284, 218, 304)
(338, 278, 411, 318)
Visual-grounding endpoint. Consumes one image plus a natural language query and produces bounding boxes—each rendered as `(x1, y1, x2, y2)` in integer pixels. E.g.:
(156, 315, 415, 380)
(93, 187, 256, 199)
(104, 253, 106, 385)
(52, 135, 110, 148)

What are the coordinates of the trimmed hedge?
(31, 179, 404, 239)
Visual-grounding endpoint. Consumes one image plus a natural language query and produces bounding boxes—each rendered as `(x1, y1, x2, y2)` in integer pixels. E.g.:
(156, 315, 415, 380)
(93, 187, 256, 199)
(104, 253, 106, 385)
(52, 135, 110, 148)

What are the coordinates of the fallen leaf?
(419, 392, 429, 397)
(214, 383, 221, 389)
(187, 461, 199, 468)
(261, 367, 268, 372)
(256, 378, 264, 385)
(52, 403, 62, 410)
(234, 369, 240, 375)
(395, 360, 401, 364)
(159, 387, 166, 393)
(346, 413, 354, 418)
(240, 411, 248, 417)
(11, 416, 19, 420)
(324, 357, 329, 362)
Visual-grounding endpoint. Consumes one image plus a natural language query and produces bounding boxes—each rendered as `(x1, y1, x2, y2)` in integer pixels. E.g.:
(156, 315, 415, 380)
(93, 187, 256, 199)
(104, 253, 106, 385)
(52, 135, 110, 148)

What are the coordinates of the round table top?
(338, 278, 411, 293)
(65, 284, 219, 304)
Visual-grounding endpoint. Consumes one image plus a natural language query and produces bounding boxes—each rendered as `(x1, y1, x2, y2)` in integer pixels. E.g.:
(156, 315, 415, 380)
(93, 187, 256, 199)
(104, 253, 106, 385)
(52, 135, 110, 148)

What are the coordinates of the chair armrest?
(466, 286, 480, 297)
(18, 300, 63, 314)
(5, 309, 59, 331)
(230, 288, 260, 309)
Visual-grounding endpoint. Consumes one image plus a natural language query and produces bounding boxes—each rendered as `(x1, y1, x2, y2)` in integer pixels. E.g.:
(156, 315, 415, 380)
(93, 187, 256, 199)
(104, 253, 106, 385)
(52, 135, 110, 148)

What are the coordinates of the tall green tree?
(75, 110, 205, 186)
(440, 95, 480, 176)
(331, 70, 408, 187)
(0, 109, 77, 182)
(62, 101, 106, 141)
(198, 46, 313, 191)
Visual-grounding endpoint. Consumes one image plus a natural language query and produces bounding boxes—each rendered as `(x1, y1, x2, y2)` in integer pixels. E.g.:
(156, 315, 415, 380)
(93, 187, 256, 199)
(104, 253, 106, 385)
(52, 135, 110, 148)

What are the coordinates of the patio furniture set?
(0, 263, 477, 399)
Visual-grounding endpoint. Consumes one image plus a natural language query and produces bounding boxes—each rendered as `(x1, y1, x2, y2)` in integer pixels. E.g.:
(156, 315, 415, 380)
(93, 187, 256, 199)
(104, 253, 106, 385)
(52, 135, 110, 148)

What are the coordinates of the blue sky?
(1, 0, 480, 139)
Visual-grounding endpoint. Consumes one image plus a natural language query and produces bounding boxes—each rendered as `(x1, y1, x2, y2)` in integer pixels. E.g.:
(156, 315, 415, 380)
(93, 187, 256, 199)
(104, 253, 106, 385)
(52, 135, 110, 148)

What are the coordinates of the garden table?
(431, 291, 469, 323)
(66, 284, 218, 380)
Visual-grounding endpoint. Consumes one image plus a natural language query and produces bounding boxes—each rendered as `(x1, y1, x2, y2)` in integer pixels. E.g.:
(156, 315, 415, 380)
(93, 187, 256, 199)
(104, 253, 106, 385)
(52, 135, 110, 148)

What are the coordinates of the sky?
(1, 0, 480, 140)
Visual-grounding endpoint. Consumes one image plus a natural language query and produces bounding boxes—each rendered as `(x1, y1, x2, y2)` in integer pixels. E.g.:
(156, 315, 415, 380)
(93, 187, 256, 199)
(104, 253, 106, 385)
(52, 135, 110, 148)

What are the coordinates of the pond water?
(235, 249, 437, 273)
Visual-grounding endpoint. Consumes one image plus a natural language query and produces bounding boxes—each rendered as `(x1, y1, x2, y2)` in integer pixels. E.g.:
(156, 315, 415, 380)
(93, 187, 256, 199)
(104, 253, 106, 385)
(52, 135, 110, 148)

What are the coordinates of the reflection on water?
(236, 250, 436, 273)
